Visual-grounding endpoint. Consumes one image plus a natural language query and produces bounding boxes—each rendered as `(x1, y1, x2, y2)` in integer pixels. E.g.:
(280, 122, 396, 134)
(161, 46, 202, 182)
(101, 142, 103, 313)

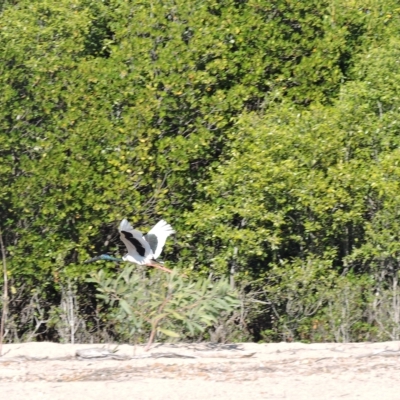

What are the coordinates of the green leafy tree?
(1, 0, 400, 342)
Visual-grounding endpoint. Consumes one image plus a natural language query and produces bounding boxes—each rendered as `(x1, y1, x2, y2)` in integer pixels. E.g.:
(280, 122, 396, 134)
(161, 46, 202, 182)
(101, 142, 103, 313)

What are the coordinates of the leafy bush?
(89, 267, 241, 348)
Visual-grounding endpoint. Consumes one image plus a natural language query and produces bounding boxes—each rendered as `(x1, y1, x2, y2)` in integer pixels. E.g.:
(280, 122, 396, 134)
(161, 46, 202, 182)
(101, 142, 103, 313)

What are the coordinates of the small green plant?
(88, 267, 240, 350)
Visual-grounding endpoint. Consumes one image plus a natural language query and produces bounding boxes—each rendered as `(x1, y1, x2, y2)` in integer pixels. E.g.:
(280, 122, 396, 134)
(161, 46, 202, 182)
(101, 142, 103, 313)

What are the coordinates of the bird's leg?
(147, 260, 173, 273)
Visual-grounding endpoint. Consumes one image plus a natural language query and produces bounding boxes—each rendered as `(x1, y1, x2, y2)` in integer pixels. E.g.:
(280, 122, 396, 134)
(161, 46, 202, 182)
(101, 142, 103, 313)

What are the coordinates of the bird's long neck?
(100, 254, 123, 262)
(84, 254, 123, 263)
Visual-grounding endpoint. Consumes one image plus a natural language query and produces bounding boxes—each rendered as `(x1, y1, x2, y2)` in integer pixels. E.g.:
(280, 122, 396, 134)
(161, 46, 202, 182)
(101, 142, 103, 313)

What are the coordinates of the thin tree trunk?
(0, 229, 8, 356)
(230, 247, 238, 289)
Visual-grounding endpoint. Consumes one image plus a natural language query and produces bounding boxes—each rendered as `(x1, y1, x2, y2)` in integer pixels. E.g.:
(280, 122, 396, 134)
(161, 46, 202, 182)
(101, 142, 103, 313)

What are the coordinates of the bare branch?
(0, 229, 8, 356)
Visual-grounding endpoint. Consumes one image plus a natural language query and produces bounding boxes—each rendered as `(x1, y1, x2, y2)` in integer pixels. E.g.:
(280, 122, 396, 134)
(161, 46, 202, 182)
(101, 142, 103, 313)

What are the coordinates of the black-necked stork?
(85, 219, 175, 273)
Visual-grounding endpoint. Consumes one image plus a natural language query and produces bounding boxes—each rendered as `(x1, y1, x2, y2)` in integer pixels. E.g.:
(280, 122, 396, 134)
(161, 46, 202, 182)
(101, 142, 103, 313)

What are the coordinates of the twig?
(355, 349, 400, 359)
(145, 295, 171, 352)
(0, 228, 8, 356)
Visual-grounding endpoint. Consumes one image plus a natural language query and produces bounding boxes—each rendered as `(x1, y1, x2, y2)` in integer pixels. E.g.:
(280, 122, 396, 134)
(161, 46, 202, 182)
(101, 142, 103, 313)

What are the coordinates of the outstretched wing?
(145, 219, 175, 259)
(119, 219, 153, 264)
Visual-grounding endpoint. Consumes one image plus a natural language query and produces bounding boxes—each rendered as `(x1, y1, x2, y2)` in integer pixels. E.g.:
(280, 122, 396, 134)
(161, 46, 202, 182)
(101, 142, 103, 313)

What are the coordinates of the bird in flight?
(85, 219, 175, 273)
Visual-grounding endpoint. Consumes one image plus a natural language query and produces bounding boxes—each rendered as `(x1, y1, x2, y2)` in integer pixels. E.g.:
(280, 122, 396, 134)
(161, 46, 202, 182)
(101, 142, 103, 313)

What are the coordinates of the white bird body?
(118, 218, 175, 272)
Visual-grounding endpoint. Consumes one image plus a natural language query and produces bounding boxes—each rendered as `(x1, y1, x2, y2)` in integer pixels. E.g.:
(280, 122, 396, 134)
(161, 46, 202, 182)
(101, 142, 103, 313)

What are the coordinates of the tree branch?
(0, 229, 8, 356)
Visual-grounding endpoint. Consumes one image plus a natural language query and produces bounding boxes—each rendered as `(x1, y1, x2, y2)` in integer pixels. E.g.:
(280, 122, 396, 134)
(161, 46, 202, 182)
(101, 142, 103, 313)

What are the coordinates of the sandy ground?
(1, 341, 400, 399)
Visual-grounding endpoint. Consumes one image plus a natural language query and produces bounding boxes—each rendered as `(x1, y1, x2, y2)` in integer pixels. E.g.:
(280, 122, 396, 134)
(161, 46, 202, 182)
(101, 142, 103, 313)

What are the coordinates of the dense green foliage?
(1, 0, 400, 342)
